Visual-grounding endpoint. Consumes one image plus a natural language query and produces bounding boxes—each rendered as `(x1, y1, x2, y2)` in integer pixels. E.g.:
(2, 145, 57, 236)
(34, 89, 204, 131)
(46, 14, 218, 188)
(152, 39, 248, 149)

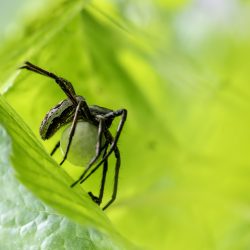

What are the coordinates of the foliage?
(1, 0, 250, 249)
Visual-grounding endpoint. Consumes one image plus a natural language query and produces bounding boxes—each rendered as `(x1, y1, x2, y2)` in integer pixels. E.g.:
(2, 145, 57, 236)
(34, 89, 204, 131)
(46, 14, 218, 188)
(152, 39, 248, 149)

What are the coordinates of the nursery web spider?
(20, 62, 127, 210)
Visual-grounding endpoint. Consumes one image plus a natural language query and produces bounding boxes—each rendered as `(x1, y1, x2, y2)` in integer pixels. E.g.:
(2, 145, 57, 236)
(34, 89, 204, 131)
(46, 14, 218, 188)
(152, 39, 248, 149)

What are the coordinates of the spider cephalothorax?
(20, 62, 127, 210)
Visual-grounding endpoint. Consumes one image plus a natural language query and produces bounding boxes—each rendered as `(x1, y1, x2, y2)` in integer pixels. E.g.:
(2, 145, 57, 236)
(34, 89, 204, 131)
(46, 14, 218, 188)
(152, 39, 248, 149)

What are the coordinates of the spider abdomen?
(40, 96, 86, 140)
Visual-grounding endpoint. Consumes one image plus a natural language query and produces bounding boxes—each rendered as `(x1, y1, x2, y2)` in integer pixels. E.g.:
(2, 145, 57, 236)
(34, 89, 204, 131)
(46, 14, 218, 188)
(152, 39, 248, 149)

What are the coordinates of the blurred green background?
(1, 0, 250, 249)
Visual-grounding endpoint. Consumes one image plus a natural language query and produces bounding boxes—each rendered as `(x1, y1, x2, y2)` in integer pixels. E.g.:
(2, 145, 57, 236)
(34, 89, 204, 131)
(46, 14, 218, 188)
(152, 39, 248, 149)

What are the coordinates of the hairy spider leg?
(97, 146, 108, 205)
(20, 62, 94, 121)
(87, 144, 109, 205)
(88, 192, 99, 204)
(98, 159, 108, 205)
(77, 130, 114, 183)
(20, 62, 76, 104)
(50, 141, 60, 156)
(59, 100, 82, 165)
(102, 147, 121, 210)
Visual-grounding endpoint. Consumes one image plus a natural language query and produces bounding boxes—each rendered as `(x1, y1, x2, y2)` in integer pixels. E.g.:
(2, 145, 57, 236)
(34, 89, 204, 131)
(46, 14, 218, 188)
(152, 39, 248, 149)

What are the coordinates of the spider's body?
(40, 96, 114, 140)
(20, 62, 127, 210)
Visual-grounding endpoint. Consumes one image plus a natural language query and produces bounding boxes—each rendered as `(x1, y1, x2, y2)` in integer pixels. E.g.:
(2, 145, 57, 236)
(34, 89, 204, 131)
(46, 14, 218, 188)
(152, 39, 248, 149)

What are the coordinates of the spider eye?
(60, 121, 105, 166)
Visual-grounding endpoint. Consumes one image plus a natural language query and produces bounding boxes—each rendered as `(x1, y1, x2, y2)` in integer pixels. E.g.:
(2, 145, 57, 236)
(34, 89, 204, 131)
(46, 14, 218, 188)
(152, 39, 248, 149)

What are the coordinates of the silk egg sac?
(60, 121, 104, 166)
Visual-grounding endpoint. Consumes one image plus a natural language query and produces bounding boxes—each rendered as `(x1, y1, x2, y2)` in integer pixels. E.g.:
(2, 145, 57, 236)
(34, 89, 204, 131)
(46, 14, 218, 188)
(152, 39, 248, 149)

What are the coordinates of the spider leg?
(97, 145, 108, 205)
(103, 109, 127, 149)
(59, 100, 82, 165)
(102, 147, 121, 210)
(87, 145, 109, 205)
(71, 118, 105, 187)
(50, 141, 60, 156)
(79, 140, 111, 183)
(88, 192, 99, 203)
(98, 158, 108, 205)
(19, 62, 60, 80)
(20, 62, 94, 121)
(20, 62, 77, 104)
(50, 105, 94, 163)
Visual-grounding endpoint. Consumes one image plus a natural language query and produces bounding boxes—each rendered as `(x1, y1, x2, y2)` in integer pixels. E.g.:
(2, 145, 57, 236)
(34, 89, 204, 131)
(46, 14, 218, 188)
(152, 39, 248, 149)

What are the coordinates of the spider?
(20, 62, 127, 210)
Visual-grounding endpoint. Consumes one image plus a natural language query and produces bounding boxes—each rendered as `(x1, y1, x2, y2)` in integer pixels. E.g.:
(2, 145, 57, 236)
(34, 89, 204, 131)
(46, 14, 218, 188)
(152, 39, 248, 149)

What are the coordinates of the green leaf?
(0, 96, 135, 249)
(2, 0, 250, 249)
